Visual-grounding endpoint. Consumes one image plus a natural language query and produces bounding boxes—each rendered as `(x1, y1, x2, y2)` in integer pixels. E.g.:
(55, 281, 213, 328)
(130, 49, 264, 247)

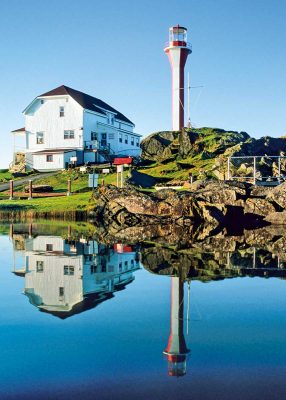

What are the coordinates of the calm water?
(0, 223, 286, 400)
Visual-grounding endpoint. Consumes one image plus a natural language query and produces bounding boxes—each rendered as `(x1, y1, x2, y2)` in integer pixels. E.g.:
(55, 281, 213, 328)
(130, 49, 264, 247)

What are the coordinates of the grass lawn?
(0, 168, 131, 215)
(0, 169, 35, 183)
(0, 192, 91, 213)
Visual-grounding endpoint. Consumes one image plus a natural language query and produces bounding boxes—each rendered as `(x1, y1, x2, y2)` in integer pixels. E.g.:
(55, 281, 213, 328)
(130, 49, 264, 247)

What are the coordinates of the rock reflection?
(10, 226, 140, 318)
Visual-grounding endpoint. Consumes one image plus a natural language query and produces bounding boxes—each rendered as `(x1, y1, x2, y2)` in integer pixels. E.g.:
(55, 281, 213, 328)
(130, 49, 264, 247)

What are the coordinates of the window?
(36, 261, 44, 272)
(91, 131, 97, 141)
(64, 266, 74, 276)
(136, 138, 139, 147)
(101, 259, 107, 272)
(131, 259, 134, 266)
(101, 133, 107, 147)
(59, 106, 65, 117)
(119, 262, 122, 271)
(125, 135, 128, 144)
(124, 261, 128, 268)
(64, 130, 74, 139)
(36, 132, 44, 144)
(131, 136, 134, 146)
(46, 244, 53, 251)
(40, 99, 44, 104)
(90, 264, 97, 274)
(46, 154, 53, 162)
(110, 116, 114, 125)
(59, 287, 64, 297)
(119, 133, 123, 143)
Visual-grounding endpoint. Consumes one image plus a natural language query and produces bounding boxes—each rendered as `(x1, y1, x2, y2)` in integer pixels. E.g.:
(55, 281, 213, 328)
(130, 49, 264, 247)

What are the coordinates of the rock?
(245, 198, 276, 217)
(228, 136, 286, 157)
(178, 129, 199, 158)
(140, 131, 180, 161)
(264, 211, 286, 224)
(188, 180, 206, 191)
(266, 182, 286, 209)
(91, 180, 286, 234)
(24, 184, 53, 193)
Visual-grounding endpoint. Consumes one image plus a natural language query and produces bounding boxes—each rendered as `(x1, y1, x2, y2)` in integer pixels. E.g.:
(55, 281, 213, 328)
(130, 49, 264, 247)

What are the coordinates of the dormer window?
(107, 114, 114, 125)
(40, 100, 44, 104)
(59, 106, 65, 117)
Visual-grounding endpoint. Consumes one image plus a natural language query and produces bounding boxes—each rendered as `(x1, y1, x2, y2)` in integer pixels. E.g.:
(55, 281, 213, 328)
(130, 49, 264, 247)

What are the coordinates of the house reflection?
(11, 232, 140, 318)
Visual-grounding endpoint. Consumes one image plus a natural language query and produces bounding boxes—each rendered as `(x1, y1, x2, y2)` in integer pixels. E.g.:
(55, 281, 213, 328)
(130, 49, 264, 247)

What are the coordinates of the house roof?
(11, 127, 25, 133)
(39, 85, 134, 125)
(113, 157, 133, 165)
(31, 148, 77, 155)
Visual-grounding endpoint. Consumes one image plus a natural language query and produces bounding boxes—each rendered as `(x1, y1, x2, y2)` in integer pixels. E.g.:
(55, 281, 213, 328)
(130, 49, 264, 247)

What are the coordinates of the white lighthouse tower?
(164, 25, 192, 131)
(163, 277, 190, 377)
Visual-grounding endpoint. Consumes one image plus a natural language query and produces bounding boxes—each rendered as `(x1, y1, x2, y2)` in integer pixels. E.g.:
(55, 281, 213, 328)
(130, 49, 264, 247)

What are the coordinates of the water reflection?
(10, 227, 140, 318)
(7, 222, 286, 382)
(164, 277, 190, 377)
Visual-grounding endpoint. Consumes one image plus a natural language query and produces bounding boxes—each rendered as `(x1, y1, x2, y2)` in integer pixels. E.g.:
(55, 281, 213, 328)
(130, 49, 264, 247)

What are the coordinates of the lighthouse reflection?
(11, 232, 140, 318)
(164, 276, 190, 377)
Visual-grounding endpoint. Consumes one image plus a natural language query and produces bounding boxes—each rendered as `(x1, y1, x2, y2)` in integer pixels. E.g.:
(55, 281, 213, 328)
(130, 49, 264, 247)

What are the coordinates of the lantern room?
(169, 25, 188, 47)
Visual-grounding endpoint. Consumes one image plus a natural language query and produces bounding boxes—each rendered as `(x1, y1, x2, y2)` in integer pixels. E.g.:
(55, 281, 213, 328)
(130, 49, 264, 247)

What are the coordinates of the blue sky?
(0, 0, 286, 168)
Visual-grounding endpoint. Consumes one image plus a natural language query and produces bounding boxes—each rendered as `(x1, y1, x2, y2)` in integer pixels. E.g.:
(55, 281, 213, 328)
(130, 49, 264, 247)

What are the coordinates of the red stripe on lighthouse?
(178, 48, 190, 130)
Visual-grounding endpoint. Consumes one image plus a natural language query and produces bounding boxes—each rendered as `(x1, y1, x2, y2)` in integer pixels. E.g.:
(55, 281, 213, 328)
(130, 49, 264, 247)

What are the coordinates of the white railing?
(227, 155, 286, 185)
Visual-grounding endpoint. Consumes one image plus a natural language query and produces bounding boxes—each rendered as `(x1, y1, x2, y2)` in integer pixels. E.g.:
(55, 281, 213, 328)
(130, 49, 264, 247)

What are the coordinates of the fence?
(227, 156, 286, 185)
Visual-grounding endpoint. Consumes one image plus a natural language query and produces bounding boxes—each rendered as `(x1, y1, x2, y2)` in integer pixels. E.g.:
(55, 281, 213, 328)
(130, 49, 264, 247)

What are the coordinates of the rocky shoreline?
(91, 180, 286, 236)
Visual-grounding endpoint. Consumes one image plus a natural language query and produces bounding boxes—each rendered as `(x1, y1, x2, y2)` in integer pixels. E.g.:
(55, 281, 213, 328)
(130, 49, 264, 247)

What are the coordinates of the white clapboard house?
(12, 234, 140, 318)
(11, 85, 141, 171)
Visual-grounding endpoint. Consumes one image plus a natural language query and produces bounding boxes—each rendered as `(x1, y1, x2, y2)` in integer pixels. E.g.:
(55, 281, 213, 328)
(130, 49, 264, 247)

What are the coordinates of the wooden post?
(253, 157, 256, 185)
(68, 225, 71, 240)
(67, 179, 71, 196)
(9, 224, 14, 238)
(28, 180, 33, 200)
(227, 157, 231, 180)
(9, 180, 14, 200)
(278, 157, 281, 185)
(29, 223, 33, 238)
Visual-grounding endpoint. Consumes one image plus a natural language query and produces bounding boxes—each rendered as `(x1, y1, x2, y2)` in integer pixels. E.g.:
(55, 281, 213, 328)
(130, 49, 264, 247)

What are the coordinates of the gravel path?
(0, 172, 58, 192)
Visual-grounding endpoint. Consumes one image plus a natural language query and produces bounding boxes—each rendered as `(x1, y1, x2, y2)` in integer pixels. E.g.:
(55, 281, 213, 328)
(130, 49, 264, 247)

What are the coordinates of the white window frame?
(36, 132, 44, 144)
(64, 265, 75, 276)
(46, 155, 53, 162)
(64, 130, 75, 139)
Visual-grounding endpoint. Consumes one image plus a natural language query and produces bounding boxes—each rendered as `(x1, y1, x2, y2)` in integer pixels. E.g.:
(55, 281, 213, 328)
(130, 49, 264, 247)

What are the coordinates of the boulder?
(266, 182, 286, 209)
(264, 211, 286, 225)
(140, 131, 180, 161)
(245, 198, 276, 217)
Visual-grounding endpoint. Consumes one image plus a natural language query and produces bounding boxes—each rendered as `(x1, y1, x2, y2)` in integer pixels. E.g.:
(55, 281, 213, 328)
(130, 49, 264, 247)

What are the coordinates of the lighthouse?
(163, 277, 190, 377)
(164, 25, 192, 131)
